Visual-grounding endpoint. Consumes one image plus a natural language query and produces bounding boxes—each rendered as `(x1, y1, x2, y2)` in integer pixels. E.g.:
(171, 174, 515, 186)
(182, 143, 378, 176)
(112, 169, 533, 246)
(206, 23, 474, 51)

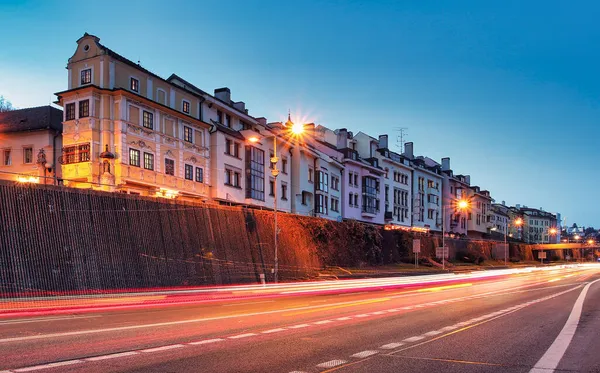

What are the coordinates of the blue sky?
(1, 0, 598, 227)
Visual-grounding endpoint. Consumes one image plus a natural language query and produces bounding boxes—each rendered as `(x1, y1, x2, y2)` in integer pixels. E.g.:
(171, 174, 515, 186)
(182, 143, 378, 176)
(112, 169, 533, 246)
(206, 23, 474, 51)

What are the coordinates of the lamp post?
(442, 199, 469, 270)
(247, 116, 304, 284)
(504, 217, 523, 266)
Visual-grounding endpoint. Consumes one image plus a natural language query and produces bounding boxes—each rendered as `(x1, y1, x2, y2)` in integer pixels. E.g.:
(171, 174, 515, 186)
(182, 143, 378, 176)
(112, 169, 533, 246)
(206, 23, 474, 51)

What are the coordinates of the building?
(315, 127, 385, 225)
(55, 33, 211, 200)
(440, 158, 470, 237)
(466, 186, 493, 239)
(0, 106, 63, 184)
(402, 142, 443, 232)
(167, 74, 292, 213)
(520, 207, 559, 243)
(353, 133, 412, 228)
(491, 203, 510, 237)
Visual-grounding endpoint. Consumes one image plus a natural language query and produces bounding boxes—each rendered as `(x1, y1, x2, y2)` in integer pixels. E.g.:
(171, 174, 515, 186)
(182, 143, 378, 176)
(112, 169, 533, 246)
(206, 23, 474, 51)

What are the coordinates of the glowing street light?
(504, 217, 524, 266)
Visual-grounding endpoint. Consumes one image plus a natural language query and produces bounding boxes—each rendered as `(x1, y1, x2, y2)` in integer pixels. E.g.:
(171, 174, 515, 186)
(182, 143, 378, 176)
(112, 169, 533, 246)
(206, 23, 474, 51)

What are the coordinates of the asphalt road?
(1, 265, 599, 373)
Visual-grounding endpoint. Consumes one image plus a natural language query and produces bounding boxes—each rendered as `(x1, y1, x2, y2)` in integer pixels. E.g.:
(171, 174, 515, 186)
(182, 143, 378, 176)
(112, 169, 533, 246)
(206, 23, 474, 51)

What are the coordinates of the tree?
(584, 227, 596, 236)
(0, 96, 14, 112)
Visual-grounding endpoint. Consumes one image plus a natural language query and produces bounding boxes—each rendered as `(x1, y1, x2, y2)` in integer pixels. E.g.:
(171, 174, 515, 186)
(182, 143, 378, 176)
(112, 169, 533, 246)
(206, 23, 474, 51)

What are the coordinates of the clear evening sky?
(1, 0, 598, 227)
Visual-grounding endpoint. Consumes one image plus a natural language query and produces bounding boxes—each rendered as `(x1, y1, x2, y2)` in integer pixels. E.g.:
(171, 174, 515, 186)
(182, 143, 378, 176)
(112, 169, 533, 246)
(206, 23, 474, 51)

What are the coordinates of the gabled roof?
(0, 106, 63, 134)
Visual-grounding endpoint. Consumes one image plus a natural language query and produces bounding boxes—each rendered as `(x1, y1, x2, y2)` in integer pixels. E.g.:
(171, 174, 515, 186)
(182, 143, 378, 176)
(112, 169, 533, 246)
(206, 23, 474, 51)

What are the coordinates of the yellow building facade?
(55, 34, 211, 200)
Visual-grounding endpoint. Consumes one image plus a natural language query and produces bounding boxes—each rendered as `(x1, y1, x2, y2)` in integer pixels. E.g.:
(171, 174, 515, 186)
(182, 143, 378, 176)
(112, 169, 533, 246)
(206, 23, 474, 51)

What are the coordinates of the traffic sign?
(413, 239, 421, 253)
(436, 247, 449, 259)
(539, 252, 547, 259)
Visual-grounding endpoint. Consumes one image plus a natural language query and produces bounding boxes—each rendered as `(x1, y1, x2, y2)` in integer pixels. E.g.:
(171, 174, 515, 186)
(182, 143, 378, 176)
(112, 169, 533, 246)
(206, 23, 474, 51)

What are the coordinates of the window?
(182, 100, 190, 114)
(302, 191, 308, 205)
(354, 193, 359, 207)
(225, 114, 231, 127)
(130, 77, 139, 92)
(281, 183, 287, 200)
(308, 167, 313, 182)
(362, 176, 379, 214)
(65, 103, 75, 120)
(316, 171, 328, 192)
(348, 172, 354, 186)
(143, 111, 153, 129)
(81, 69, 91, 85)
(331, 176, 339, 191)
(428, 210, 434, 219)
(165, 158, 175, 176)
(129, 148, 140, 167)
(349, 192, 353, 206)
(184, 126, 193, 143)
(195, 167, 203, 183)
(23, 147, 33, 164)
(79, 99, 89, 118)
(143, 152, 154, 170)
(62, 143, 90, 164)
(185, 164, 193, 180)
(3, 149, 11, 166)
(418, 177, 425, 191)
(354, 173, 358, 186)
(269, 152, 275, 170)
(225, 169, 241, 187)
(269, 180, 275, 196)
(246, 146, 265, 200)
(331, 198, 339, 212)
(282, 158, 288, 174)
(225, 139, 240, 158)
(316, 194, 328, 215)
(217, 110, 223, 124)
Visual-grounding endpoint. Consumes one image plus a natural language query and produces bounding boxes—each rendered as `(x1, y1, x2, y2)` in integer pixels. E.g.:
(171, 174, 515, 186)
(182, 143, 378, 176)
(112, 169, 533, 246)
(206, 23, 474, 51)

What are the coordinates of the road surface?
(0, 265, 599, 373)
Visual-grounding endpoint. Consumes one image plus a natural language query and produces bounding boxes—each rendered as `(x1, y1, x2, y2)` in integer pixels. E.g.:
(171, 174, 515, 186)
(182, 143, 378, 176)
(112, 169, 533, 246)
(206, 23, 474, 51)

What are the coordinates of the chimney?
(256, 117, 267, 126)
(441, 157, 450, 171)
(403, 142, 414, 159)
(304, 123, 316, 138)
(214, 87, 231, 103)
(233, 101, 245, 112)
(378, 135, 388, 149)
(465, 175, 471, 185)
(336, 128, 348, 149)
(516, 204, 521, 209)
(502, 200, 506, 206)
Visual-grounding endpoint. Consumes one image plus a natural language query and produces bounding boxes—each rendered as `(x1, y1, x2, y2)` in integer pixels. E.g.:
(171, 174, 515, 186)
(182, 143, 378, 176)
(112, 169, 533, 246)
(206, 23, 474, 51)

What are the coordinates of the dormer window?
(81, 69, 91, 85)
(130, 78, 139, 92)
(182, 100, 190, 114)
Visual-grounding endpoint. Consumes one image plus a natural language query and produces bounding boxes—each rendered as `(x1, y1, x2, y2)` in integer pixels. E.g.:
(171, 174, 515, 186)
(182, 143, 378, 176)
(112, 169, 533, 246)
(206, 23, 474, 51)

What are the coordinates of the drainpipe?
(52, 129, 61, 185)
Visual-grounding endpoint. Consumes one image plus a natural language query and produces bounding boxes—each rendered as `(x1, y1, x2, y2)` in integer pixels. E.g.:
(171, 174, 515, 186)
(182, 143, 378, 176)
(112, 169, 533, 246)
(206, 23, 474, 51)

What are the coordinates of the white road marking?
(228, 333, 256, 339)
(335, 317, 352, 321)
(314, 320, 332, 325)
(371, 311, 386, 315)
(380, 342, 404, 349)
(403, 336, 425, 342)
(188, 338, 224, 345)
(262, 328, 287, 334)
(316, 360, 348, 368)
(423, 330, 442, 336)
(386, 308, 400, 312)
(355, 314, 370, 318)
(14, 360, 82, 372)
(288, 324, 310, 329)
(402, 306, 413, 310)
(140, 344, 184, 353)
(86, 351, 139, 361)
(0, 315, 99, 325)
(439, 325, 459, 332)
(530, 278, 600, 373)
(351, 350, 379, 358)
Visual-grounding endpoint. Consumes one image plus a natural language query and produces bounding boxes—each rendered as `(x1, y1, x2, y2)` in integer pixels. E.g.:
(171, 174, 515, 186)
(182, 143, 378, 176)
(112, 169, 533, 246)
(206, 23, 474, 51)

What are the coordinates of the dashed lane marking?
(261, 328, 287, 334)
(380, 342, 404, 349)
(335, 317, 352, 321)
(403, 336, 425, 342)
(316, 360, 348, 368)
(423, 331, 442, 336)
(13, 360, 82, 372)
(188, 338, 224, 345)
(140, 344, 184, 353)
(288, 324, 310, 329)
(228, 333, 256, 339)
(314, 320, 333, 325)
(351, 350, 379, 358)
(86, 351, 139, 361)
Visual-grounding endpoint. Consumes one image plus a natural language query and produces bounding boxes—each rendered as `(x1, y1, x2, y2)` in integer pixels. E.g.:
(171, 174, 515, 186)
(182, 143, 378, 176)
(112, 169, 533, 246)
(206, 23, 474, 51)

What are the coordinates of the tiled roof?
(0, 106, 63, 134)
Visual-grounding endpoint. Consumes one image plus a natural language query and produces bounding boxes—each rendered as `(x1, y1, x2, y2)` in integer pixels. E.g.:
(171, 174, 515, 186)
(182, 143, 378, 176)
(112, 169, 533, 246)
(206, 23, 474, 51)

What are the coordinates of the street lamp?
(247, 115, 305, 284)
(504, 217, 523, 265)
(442, 199, 470, 270)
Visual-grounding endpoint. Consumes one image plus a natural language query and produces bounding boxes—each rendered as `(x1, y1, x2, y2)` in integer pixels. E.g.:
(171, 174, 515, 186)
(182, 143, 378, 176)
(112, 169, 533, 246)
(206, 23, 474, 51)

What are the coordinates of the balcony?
(384, 211, 393, 221)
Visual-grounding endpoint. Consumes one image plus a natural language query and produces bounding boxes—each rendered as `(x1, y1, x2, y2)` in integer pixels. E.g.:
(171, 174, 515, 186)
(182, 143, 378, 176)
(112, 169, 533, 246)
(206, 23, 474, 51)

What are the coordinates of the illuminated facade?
(55, 33, 211, 200)
(0, 106, 63, 185)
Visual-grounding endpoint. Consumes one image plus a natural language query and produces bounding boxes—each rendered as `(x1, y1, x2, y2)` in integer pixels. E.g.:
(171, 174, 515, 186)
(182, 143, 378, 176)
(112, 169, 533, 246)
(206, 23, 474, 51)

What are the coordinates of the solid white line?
(140, 344, 184, 353)
(188, 338, 224, 345)
(262, 328, 286, 334)
(316, 360, 347, 368)
(380, 342, 404, 349)
(228, 333, 256, 339)
(530, 278, 600, 373)
(86, 351, 139, 361)
(403, 336, 425, 342)
(351, 350, 379, 358)
(14, 360, 82, 372)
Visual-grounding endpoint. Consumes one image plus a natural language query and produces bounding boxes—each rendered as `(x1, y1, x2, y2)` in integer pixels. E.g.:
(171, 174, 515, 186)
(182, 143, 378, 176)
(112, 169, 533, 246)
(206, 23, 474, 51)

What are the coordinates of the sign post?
(413, 239, 421, 268)
(539, 251, 546, 264)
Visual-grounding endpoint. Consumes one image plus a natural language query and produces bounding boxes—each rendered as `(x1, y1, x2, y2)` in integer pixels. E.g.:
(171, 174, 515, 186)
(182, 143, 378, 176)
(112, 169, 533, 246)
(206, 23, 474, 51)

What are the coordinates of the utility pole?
(394, 127, 408, 153)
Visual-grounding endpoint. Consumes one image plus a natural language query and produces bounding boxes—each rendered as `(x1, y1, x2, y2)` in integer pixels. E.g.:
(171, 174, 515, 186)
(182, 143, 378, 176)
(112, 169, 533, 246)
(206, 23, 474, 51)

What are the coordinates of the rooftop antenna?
(395, 127, 408, 153)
